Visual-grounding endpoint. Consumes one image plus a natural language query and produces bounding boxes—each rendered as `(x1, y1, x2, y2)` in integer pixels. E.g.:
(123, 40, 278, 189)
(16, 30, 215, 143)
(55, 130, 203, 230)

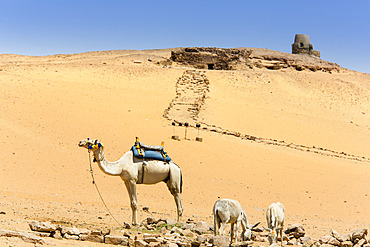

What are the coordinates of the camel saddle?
(131, 141, 171, 162)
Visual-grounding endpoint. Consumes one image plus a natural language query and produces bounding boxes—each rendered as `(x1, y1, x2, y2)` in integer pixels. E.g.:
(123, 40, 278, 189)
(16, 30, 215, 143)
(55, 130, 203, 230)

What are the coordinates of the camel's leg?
(167, 164, 183, 222)
(124, 180, 138, 226)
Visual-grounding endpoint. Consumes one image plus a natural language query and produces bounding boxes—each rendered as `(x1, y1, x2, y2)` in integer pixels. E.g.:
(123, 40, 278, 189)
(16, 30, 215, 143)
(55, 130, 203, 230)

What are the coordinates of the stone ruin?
(170, 47, 252, 70)
(292, 34, 321, 58)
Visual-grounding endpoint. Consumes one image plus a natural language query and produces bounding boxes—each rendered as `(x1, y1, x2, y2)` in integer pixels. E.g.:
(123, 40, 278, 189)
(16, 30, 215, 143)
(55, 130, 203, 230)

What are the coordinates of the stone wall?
(170, 47, 252, 70)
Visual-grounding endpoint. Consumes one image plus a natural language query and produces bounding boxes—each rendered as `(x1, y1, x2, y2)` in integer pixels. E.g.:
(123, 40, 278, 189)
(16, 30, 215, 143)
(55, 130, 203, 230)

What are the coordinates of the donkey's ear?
(264, 227, 272, 232)
(251, 222, 260, 229)
(94, 139, 98, 144)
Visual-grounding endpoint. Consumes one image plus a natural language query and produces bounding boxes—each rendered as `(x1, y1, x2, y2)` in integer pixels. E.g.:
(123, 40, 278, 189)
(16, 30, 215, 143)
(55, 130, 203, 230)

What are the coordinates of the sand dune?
(0, 48, 369, 245)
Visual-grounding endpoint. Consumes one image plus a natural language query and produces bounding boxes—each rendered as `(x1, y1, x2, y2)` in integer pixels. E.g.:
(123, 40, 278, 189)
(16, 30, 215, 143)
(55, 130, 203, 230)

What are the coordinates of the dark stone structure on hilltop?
(170, 47, 252, 70)
(292, 34, 320, 58)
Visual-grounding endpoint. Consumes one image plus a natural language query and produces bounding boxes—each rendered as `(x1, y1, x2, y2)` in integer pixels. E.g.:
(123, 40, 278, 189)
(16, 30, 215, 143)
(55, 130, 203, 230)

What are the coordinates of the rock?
(194, 222, 212, 235)
(352, 229, 368, 243)
(196, 234, 212, 243)
(301, 236, 313, 246)
(29, 220, 57, 232)
(166, 218, 177, 225)
(136, 239, 149, 247)
(80, 234, 104, 243)
(0, 229, 45, 245)
(62, 226, 80, 235)
(146, 217, 157, 225)
(182, 223, 195, 230)
(209, 235, 229, 247)
(160, 227, 168, 234)
(341, 241, 353, 247)
(322, 244, 333, 247)
(79, 228, 91, 235)
(319, 235, 332, 244)
(331, 230, 340, 240)
(191, 240, 201, 247)
(171, 227, 183, 235)
(144, 234, 160, 243)
(288, 238, 299, 245)
(339, 234, 352, 242)
(285, 223, 305, 238)
(105, 235, 129, 245)
(183, 229, 195, 238)
(124, 222, 132, 229)
(52, 230, 62, 239)
(101, 228, 111, 236)
(64, 233, 79, 240)
(354, 239, 366, 247)
(311, 241, 322, 247)
(30, 231, 51, 237)
(328, 236, 341, 246)
(149, 242, 162, 247)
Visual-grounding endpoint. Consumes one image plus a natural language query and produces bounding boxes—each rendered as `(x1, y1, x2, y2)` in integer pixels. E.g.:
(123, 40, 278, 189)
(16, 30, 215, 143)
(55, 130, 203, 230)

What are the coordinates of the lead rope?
(88, 150, 124, 228)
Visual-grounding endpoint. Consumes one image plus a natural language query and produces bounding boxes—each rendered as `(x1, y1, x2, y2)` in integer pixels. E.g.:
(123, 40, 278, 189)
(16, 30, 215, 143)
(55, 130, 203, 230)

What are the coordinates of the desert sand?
(0, 48, 369, 246)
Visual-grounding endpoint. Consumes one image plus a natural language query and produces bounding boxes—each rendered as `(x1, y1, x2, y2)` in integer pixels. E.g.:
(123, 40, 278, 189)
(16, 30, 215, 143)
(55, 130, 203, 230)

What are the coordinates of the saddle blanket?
(131, 145, 171, 162)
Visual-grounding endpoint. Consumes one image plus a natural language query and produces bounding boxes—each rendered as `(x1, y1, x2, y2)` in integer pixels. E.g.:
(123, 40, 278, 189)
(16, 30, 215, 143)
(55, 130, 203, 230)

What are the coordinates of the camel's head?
(78, 138, 104, 151)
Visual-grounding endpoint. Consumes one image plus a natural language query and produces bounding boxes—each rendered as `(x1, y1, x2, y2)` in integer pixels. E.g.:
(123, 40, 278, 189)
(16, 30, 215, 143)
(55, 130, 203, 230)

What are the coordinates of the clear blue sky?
(1, 0, 369, 73)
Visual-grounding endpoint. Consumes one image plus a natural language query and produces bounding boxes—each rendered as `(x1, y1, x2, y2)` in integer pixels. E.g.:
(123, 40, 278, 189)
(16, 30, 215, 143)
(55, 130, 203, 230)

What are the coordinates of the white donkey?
(264, 202, 285, 246)
(213, 199, 260, 243)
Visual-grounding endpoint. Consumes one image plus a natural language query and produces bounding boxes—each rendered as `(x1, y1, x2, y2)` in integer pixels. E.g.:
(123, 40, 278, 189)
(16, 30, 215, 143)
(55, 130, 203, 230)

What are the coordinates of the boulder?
(301, 236, 313, 245)
(341, 241, 354, 247)
(136, 239, 149, 247)
(331, 230, 340, 240)
(209, 235, 229, 247)
(328, 236, 341, 246)
(319, 235, 332, 244)
(352, 229, 368, 243)
(196, 234, 212, 243)
(28, 220, 57, 232)
(52, 230, 62, 239)
(80, 234, 104, 243)
(339, 234, 352, 242)
(166, 218, 177, 225)
(194, 222, 212, 235)
(353, 239, 366, 247)
(171, 227, 183, 235)
(105, 235, 129, 245)
(0, 229, 46, 245)
(64, 233, 79, 240)
(285, 223, 305, 238)
(61, 226, 80, 236)
(183, 229, 195, 238)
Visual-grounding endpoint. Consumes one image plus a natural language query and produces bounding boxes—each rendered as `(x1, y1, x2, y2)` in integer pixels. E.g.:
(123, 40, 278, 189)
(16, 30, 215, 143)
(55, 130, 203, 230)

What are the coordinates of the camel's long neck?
(93, 148, 122, 176)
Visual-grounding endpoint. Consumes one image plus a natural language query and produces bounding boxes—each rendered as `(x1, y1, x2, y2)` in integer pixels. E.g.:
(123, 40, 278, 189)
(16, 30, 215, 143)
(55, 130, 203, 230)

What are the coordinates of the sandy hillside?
(0, 48, 369, 246)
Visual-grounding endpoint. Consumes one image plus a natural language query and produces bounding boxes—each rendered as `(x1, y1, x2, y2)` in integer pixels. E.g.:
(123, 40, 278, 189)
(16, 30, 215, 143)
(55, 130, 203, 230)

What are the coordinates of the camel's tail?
(180, 170, 183, 193)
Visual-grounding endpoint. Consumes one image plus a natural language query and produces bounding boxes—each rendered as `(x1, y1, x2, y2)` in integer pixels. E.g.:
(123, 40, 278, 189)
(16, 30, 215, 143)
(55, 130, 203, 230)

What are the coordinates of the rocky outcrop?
(170, 47, 341, 73)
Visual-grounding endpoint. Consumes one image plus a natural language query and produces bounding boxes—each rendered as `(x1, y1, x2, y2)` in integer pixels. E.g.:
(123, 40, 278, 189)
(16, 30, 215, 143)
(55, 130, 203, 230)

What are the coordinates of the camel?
(78, 138, 183, 225)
